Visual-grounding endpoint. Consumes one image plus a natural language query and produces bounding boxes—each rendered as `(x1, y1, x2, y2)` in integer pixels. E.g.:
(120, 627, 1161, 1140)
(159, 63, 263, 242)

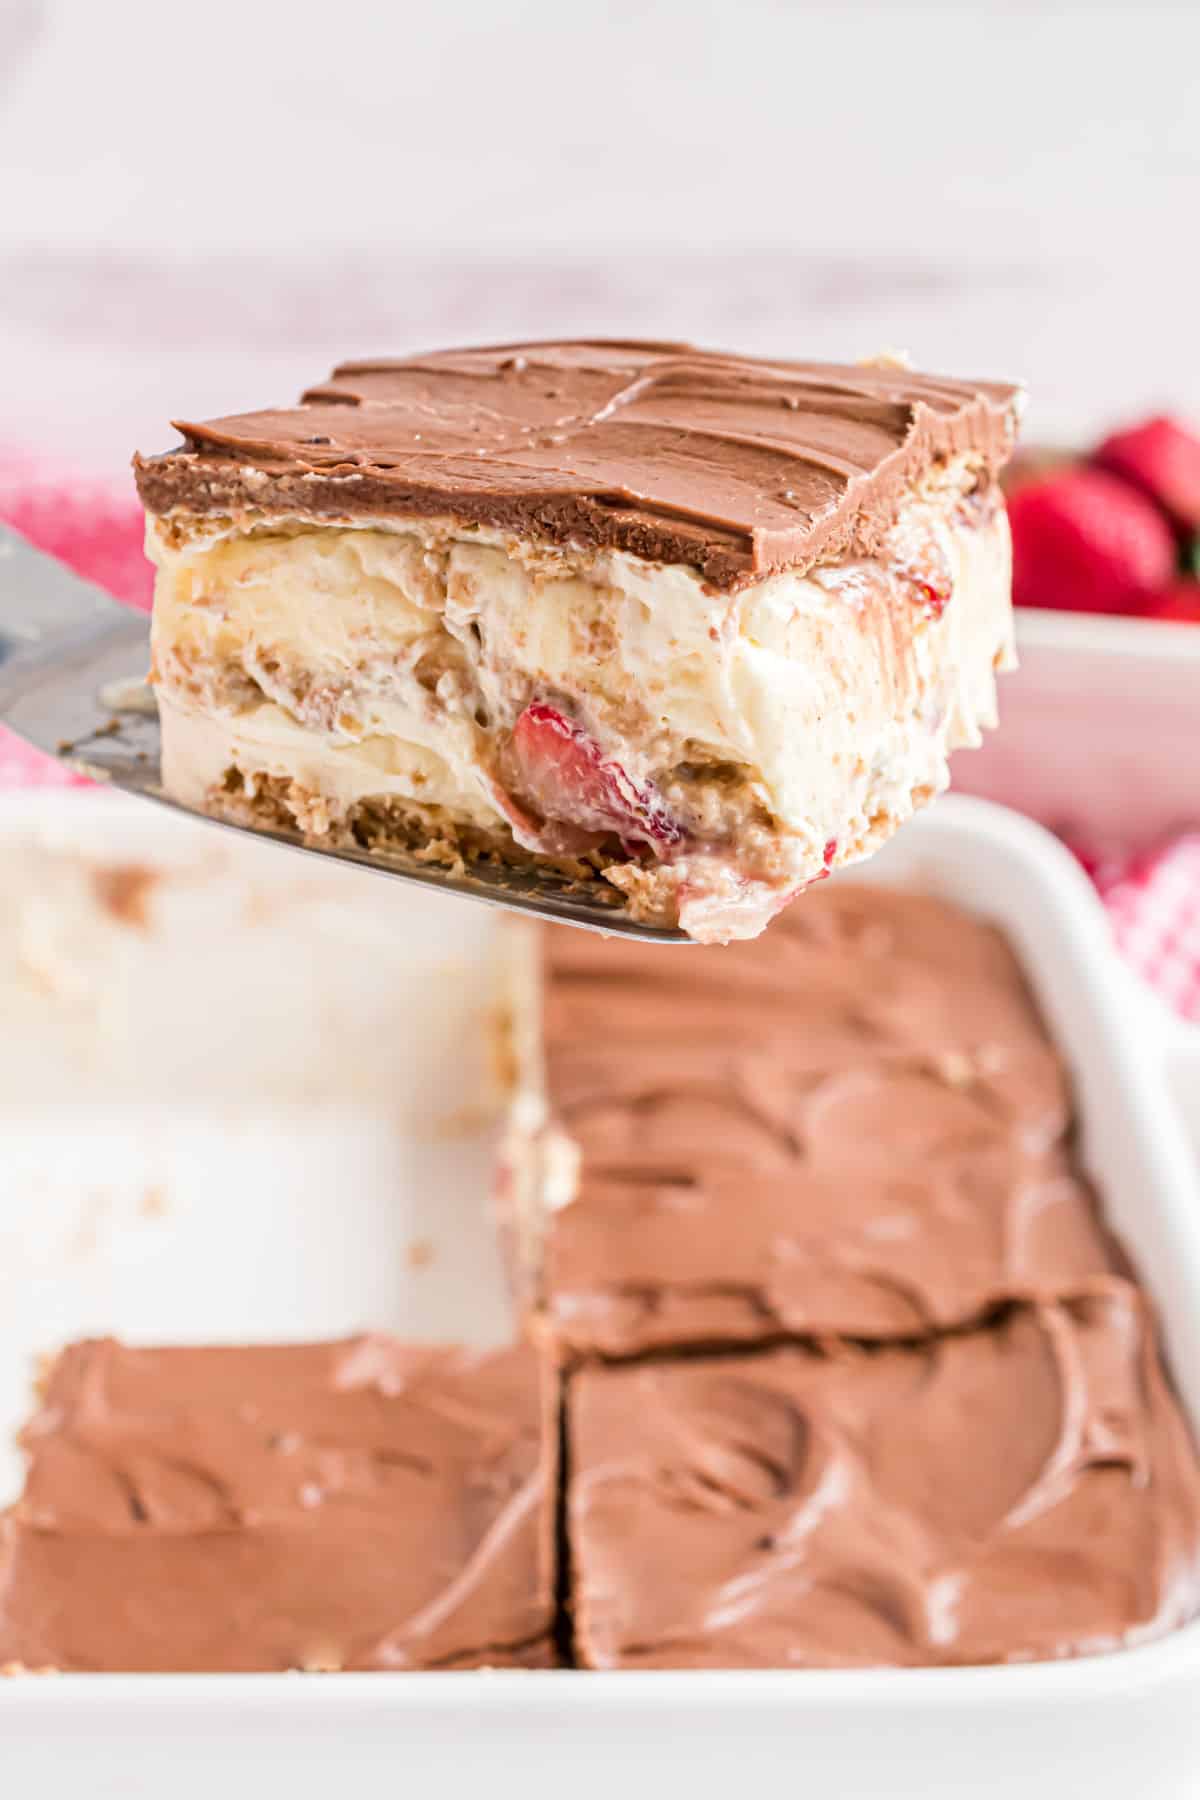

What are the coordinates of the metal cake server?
(0, 524, 689, 940)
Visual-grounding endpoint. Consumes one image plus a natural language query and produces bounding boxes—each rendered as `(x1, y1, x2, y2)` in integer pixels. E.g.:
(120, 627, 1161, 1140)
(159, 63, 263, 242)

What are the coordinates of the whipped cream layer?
(148, 467, 1013, 942)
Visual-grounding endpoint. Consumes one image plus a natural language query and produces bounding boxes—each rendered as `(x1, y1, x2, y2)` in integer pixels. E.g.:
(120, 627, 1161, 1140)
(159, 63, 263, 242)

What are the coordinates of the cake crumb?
(91, 864, 159, 931)
(406, 1237, 435, 1270)
(140, 1185, 167, 1219)
(858, 346, 913, 371)
(68, 1193, 108, 1261)
(932, 1050, 974, 1089)
(430, 1099, 498, 1138)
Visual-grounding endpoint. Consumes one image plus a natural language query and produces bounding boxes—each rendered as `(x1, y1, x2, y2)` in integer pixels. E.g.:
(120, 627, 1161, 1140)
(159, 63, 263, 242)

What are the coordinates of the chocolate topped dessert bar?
(135, 341, 1023, 942)
(567, 1291, 1200, 1668)
(502, 884, 1120, 1358)
(0, 1337, 553, 1672)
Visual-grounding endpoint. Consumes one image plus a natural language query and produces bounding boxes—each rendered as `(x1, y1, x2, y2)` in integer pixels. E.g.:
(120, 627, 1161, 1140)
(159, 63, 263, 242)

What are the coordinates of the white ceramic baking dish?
(956, 609, 1200, 850)
(0, 787, 1199, 1800)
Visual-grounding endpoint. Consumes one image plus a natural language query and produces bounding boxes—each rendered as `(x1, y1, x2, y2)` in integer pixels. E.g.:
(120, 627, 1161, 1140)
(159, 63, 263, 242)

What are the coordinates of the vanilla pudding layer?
(148, 459, 1013, 942)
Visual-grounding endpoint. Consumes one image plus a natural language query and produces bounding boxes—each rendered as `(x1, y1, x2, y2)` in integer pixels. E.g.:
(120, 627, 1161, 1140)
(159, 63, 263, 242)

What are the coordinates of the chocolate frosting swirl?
(0, 1337, 553, 1672)
(534, 885, 1120, 1355)
(134, 340, 1023, 589)
(569, 1291, 1200, 1667)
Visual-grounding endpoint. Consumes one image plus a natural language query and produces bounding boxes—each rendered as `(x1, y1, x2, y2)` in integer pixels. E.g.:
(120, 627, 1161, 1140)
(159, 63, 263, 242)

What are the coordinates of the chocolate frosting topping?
(568, 1291, 1200, 1668)
(0, 1337, 553, 1672)
(134, 341, 1023, 589)
(533, 886, 1120, 1355)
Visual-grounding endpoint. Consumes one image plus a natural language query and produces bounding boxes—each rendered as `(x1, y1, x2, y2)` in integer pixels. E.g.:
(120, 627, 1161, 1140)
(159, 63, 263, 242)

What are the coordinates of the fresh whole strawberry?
(1144, 581, 1200, 625)
(1008, 468, 1176, 614)
(1093, 415, 1200, 538)
(509, 702, 684, 850)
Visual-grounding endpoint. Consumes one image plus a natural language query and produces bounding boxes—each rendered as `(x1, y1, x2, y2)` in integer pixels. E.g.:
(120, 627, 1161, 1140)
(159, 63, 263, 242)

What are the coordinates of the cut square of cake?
(0, 1336, 554, 1672)
(135, 341, 1022, 942)
(499, 885, 1120, 1358)
(567, 1292, 1200, 1667)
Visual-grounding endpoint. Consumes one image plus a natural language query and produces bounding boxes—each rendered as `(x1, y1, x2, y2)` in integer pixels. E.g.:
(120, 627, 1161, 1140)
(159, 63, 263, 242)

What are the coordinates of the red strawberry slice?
(1008, 468, 1175, 615)
(1145, 581, 1200, 624)
(890, 533, 953, 618)
(1093, 415, 1200, 537)
(509, 702, 684, 850)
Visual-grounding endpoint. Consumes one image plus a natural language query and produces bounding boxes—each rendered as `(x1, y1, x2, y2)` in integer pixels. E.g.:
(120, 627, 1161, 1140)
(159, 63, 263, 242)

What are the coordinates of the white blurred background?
(2, 0, 1198, 471)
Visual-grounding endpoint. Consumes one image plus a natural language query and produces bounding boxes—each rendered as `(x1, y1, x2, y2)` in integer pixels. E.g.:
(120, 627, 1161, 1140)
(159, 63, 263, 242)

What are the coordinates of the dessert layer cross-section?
(0, 1336, 554, 1672)
(501, 884, 1121, 1358)
(568, 1291, 1200, 1668)
(134, 341, 1023, 941)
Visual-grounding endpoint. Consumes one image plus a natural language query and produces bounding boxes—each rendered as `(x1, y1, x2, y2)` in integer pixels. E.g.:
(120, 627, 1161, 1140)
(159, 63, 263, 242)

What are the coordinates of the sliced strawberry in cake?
(508, 703, 684, 852)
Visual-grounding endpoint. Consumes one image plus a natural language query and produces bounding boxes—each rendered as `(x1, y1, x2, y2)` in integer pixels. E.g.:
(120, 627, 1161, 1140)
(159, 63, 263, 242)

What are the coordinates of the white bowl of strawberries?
(1008, 415, 1200, 625)
(954, 417, 1200, 849)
